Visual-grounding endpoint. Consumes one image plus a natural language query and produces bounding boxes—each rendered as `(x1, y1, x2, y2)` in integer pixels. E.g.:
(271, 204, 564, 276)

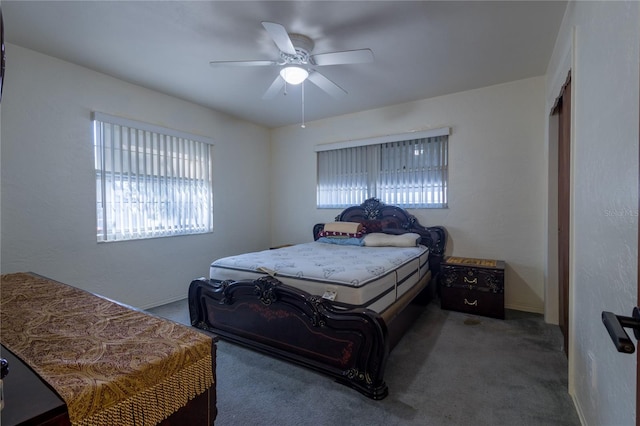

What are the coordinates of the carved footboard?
(189, 275, 390, 400)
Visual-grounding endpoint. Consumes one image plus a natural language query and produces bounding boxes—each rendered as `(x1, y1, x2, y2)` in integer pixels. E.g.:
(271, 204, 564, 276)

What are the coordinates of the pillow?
(323, 221, 363, 234)
(318, 230, 364, 239)
(363, 232, 421, 247)
(317, 237, 365, 246)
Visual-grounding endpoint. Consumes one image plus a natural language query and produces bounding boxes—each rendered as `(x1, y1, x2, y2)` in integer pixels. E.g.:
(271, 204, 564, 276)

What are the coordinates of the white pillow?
(363, 232, 420, 247)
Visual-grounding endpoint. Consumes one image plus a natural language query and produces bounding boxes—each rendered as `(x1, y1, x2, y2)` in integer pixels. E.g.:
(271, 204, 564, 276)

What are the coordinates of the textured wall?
(546, 1, 639, 424)
(1, 45, 272, 308)
(270, 76, 548, 314)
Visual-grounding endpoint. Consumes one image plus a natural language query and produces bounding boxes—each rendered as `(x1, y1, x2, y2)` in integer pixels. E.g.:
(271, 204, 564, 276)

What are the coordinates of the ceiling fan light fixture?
(280, 66, 308, 85)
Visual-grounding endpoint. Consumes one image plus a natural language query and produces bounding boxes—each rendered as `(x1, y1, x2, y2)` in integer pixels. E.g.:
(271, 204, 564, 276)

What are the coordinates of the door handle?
(602, 307, 640, 354)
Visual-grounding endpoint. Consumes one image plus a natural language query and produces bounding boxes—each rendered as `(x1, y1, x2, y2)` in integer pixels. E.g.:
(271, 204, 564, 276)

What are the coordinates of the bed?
(0, 272, 216, 426)
(188, 198, 446, 400)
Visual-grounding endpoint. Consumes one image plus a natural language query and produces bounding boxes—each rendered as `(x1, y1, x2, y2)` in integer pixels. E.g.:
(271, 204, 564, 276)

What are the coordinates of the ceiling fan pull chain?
(301, 81, 306, 128)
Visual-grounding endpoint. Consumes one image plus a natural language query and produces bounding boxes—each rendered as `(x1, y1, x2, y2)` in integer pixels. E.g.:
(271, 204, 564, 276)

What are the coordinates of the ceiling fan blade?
(262, 22, 296, 55)
(307, 71, 347, 98)
(262, 76, 285, 100)
(311, 49, 374, 66)
(209, 60, 277, 67)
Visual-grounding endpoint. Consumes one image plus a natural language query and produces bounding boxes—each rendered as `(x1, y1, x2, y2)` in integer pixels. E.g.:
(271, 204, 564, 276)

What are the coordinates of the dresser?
(440, 256, 505, 319)
(1, 345, 70, 426)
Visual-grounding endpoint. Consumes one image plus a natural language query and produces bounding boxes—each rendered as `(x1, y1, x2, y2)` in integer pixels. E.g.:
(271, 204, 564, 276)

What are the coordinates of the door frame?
(559, 75, 571, 357)
(551, 72, 572, 357)
(636, 52, 639, 426)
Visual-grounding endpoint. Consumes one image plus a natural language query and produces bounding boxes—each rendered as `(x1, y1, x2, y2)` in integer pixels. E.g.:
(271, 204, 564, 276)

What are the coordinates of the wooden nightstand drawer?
(440, 256, 505, 319)
(440, 286, 504, 319)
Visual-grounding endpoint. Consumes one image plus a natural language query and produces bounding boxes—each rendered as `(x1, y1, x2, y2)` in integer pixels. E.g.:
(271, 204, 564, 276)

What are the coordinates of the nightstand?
(440, 256, 505, 319)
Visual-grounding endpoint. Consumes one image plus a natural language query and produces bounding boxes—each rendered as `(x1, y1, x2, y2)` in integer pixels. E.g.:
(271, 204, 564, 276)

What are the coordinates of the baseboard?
(140, 294, 187, 311)
(505, 302, 545, 315)
(572, 392, 588, 426)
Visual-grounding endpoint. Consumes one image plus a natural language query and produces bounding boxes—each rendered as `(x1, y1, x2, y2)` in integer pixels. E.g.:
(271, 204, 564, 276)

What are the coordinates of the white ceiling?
(3, 1, 567, 128)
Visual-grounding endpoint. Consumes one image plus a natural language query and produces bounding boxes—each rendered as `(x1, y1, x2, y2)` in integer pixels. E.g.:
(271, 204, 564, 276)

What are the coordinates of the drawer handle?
(463, 277, 478, 284)
(464, 298, 478, 306)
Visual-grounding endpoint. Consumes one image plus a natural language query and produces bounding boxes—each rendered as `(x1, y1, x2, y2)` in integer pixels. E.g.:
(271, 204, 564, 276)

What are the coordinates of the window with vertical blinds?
(92, 112, 214, 242)
(316, 128, 448, 208)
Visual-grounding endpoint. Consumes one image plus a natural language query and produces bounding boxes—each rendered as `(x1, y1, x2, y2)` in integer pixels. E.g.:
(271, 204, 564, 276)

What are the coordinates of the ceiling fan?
(209, 22, 374, 100)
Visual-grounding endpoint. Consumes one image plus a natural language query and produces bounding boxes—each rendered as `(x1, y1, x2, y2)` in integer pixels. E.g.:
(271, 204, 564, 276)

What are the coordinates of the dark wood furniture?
(0, 273, 217, 426)
(1, 344, 70, 426)
(0, 345, 215, 426)
(440, 256, 505, 319)
(189, 198, 446, 400)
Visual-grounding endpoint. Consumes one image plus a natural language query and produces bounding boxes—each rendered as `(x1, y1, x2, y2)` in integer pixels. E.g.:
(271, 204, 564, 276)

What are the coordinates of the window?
(93, 112, 213, 242)
(316, 128, 448, 208)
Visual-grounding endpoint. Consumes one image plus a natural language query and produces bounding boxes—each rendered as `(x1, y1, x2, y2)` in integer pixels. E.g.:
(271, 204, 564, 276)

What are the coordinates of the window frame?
(315, 127, 449, 209)
(92, 112, 214, 243)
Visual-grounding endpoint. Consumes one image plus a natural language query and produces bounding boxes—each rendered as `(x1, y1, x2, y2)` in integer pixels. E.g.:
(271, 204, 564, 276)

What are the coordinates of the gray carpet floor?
(148, 299, 581, 426)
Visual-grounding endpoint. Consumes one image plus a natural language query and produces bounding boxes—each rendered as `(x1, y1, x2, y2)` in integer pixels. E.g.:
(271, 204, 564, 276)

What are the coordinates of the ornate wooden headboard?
(313, 198, 447, 265)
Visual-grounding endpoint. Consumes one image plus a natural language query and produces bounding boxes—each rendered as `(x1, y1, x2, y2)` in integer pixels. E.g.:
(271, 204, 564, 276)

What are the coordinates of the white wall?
(1, 44, 272, 308)
(270, 77, 548, 313)
(545, 1, 639, 425)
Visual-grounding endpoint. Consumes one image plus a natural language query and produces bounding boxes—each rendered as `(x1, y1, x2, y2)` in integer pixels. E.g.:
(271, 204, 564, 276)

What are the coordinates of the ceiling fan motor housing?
(284, 33, 314, 65)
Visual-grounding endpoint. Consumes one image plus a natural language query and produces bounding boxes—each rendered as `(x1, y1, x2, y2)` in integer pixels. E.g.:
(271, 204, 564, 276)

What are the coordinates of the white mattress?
(209, 241, 430, 313)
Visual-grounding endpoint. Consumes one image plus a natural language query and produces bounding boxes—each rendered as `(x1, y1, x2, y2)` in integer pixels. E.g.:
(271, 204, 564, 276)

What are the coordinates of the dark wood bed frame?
(189, 198, 446, 400)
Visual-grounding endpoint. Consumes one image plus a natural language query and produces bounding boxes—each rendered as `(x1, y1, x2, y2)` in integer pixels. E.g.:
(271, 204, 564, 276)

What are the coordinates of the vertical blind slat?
(94, 117, 213, 242)
(317, 135, 448, 208)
